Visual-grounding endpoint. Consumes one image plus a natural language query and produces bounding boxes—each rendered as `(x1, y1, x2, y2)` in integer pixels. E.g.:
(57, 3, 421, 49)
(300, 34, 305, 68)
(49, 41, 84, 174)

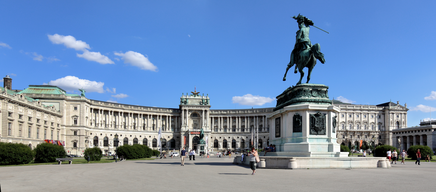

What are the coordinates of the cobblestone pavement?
(0, 157, 433, 192)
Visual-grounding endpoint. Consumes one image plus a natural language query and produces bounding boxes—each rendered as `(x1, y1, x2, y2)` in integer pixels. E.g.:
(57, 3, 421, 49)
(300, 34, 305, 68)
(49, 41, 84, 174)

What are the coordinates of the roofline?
(28, 85, 67, 93)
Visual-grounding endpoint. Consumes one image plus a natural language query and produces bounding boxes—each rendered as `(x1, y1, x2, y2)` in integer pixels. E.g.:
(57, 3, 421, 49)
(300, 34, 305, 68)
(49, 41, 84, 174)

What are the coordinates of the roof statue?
(79, 89, 86, 97)
(191, 87, 200, 97)
(283, 14, 327, 85)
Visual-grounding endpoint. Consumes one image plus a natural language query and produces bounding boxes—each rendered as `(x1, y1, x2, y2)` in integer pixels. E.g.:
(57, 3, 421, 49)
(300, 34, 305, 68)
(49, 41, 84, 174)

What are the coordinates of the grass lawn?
(0, 157, 155, 167)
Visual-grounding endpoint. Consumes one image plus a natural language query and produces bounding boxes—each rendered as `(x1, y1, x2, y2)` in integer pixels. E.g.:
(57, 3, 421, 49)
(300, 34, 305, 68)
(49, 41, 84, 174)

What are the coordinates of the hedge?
(407, 145, 433, 160)
(152, 150, 160, 157)
(0, 142, 34, 165)
(340, 145, 350, 153)
(373, 145, 399, 157)
(34, 143, 66, 163)
(84, 147, 103, 161)
(115, 144, 153, 159)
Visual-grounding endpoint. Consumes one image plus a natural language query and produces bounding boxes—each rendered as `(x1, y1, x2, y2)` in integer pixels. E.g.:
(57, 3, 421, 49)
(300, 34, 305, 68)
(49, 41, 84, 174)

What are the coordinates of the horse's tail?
(311, 43, 325, 64)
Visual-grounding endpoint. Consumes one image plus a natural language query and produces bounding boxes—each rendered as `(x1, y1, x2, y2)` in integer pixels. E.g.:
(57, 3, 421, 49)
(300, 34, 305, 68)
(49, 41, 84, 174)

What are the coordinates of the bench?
(56, 158, 73, 165)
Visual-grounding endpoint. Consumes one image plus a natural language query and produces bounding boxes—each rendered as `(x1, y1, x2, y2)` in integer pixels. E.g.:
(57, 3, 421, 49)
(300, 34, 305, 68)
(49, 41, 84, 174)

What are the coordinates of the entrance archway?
(192, 136, 200, 150)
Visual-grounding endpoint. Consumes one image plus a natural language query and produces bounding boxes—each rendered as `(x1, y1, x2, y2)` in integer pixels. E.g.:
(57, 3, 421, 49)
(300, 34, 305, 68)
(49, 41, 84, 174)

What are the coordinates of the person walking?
(415, 149, 421, 165)
(392, 150, 398, 164)
(387, 149, 392, 163)
(248, 147, 259, 175)
(192, 150, 196, 161)
(181, 147, 186, 166)
(401, 150, 407, 164)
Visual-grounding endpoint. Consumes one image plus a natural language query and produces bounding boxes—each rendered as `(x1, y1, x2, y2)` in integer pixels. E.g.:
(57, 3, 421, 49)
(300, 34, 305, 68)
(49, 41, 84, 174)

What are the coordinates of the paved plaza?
(0, 157, 434, 192)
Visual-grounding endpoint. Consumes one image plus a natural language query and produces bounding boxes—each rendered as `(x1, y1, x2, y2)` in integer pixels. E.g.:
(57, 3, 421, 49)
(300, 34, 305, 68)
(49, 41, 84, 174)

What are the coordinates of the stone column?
(420, 135, 423, 145)
(202, 110, 205, 128)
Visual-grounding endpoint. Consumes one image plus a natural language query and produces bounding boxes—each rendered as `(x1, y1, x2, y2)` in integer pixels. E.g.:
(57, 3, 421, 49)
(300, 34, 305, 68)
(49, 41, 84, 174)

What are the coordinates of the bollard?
(386, 159, 391, 168)
(259, 159, 266, 168)
(288, 158, 297, 169)
(378, 160, 387, 168)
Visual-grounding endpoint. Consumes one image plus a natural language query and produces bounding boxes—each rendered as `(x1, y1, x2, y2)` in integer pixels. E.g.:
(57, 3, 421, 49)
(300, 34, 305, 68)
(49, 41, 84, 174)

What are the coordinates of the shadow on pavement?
(218, 173, 251, 175)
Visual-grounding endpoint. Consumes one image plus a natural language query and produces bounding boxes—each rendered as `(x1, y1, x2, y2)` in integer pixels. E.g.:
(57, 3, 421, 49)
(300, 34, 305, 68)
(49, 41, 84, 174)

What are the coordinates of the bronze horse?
(283, 43, 325, 85)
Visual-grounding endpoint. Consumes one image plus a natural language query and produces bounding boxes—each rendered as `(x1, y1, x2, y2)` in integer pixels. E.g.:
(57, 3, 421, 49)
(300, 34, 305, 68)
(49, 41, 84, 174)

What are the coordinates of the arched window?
(232, 139, 236, 148)
(241, 139, 245, 149)
(93, 136, 99, 147)
(103, 136, 108, 147)
(396, 121, 400, 129)
(161, 139, 167, 148)
(152, 138, 157, 147)
(133, 138, 138, 145)
(258, 139, 263, 148)
(114, 137, 119, 147)
(214, 139, 218, 148)
(123, 137, 128, 145)
(223, 139, 228, 148)
(143, 138, 148, 146)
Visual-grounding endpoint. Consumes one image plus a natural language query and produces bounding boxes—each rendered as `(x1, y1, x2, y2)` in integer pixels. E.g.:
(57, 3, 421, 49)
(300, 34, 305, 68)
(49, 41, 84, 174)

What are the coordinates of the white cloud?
(77, 50, 114, 64)
(112, 93, 128, 99)
(32, 52, 43, 61)
(336, 96, 355, 104)
(48, 34, 90, 51)
(422, 118, 436, 121)
(9, 73, 16, 76)
(424, 91, 436, 100)
(114, 51, 157, 71)
(0, 79, 3, 82)
(107, 100, 118, 103)
(232, 94, 275, 106)
(410, 104, 436, 113)
(106, 88, 116, 94)
(47, 57, 60, 62)
(188, 34, 191, 38)
(48, 76, 105, 93)
(0, 42, 11, 49)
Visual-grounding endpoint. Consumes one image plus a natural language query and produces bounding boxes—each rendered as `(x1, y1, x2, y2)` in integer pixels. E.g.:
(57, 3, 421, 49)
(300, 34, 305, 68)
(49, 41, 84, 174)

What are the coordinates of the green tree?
(84, 147, 103, 161)
(373, 145, 398, 157)
(407, 145, 433, 160)
(0, 142, 34, 165)
(34, 143, 66, 163)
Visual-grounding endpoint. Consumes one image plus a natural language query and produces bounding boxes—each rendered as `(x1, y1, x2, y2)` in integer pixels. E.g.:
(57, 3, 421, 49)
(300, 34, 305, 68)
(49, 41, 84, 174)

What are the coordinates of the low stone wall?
(233, 156, 389, 169)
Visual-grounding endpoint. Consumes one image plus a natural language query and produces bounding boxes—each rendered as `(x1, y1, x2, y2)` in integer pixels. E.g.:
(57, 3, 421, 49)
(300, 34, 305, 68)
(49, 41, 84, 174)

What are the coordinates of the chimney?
(3, 75, 12, 90)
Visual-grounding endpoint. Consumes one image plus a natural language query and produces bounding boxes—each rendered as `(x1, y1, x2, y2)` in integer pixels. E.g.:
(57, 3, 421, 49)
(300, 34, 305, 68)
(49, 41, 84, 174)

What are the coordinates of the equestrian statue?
(283, 14, 327, 85)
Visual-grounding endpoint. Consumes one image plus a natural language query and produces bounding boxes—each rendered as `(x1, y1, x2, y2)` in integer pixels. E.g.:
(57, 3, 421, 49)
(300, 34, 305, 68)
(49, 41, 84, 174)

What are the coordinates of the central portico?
(179, 88, 211, 151)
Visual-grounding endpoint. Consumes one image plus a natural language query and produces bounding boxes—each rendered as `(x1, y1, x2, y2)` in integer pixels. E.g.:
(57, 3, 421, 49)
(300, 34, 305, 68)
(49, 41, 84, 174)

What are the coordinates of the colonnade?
(88, 108, 179, 132)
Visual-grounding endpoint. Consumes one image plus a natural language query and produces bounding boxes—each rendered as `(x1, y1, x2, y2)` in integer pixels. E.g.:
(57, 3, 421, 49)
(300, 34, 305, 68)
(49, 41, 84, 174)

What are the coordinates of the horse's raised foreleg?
(283, 54, 295, 81)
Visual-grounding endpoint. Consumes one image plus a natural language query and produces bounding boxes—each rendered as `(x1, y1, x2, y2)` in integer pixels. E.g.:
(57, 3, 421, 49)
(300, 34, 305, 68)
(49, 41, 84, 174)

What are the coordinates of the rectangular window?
(57, 131, 60, 140)
(74, 106, 78, 110)
(74, 118, 78, 125)
(37, 128, 40, 139)
(37, 119, 40, 124)
(57, 124, 60, 127)
(8, 112, 12, 117)
(28, 117, 32, 121)
(51, 122, 54, 126)
(44, 129, 47, 139)
(275, 117, 281, 137)
(74, 131, 77, 136)
(19, 114, 23, 119)
(73, 142, 77, 148)
(19, 124, 22, 137)
(28, 126, 32, 138)
(8, 122, 12, 136)
(44, 121, 47, 125)
(51, 130, 53, 140)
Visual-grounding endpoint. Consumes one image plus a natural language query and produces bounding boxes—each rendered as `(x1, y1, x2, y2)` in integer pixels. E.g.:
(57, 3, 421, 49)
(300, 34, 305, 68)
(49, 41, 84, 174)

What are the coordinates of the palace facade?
(0, 76, 408, 155)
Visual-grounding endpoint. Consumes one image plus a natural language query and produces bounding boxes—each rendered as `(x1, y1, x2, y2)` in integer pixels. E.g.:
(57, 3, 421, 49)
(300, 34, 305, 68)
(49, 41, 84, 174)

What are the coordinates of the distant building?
(392, 120, 436, 152)
(1, 76, 408, 155)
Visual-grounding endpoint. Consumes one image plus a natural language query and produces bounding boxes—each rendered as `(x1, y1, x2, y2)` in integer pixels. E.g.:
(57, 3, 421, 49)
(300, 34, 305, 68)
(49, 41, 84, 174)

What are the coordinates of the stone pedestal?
(268, 84, 346, 157)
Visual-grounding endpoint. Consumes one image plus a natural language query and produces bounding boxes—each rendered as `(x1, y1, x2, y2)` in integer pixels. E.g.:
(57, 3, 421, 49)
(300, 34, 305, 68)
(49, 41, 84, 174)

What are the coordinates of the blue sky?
(1, 0, 436, 126)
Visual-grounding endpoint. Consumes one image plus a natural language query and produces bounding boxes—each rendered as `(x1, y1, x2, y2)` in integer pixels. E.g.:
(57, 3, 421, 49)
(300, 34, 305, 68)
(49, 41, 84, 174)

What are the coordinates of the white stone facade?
(1, 80, 409, 156)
